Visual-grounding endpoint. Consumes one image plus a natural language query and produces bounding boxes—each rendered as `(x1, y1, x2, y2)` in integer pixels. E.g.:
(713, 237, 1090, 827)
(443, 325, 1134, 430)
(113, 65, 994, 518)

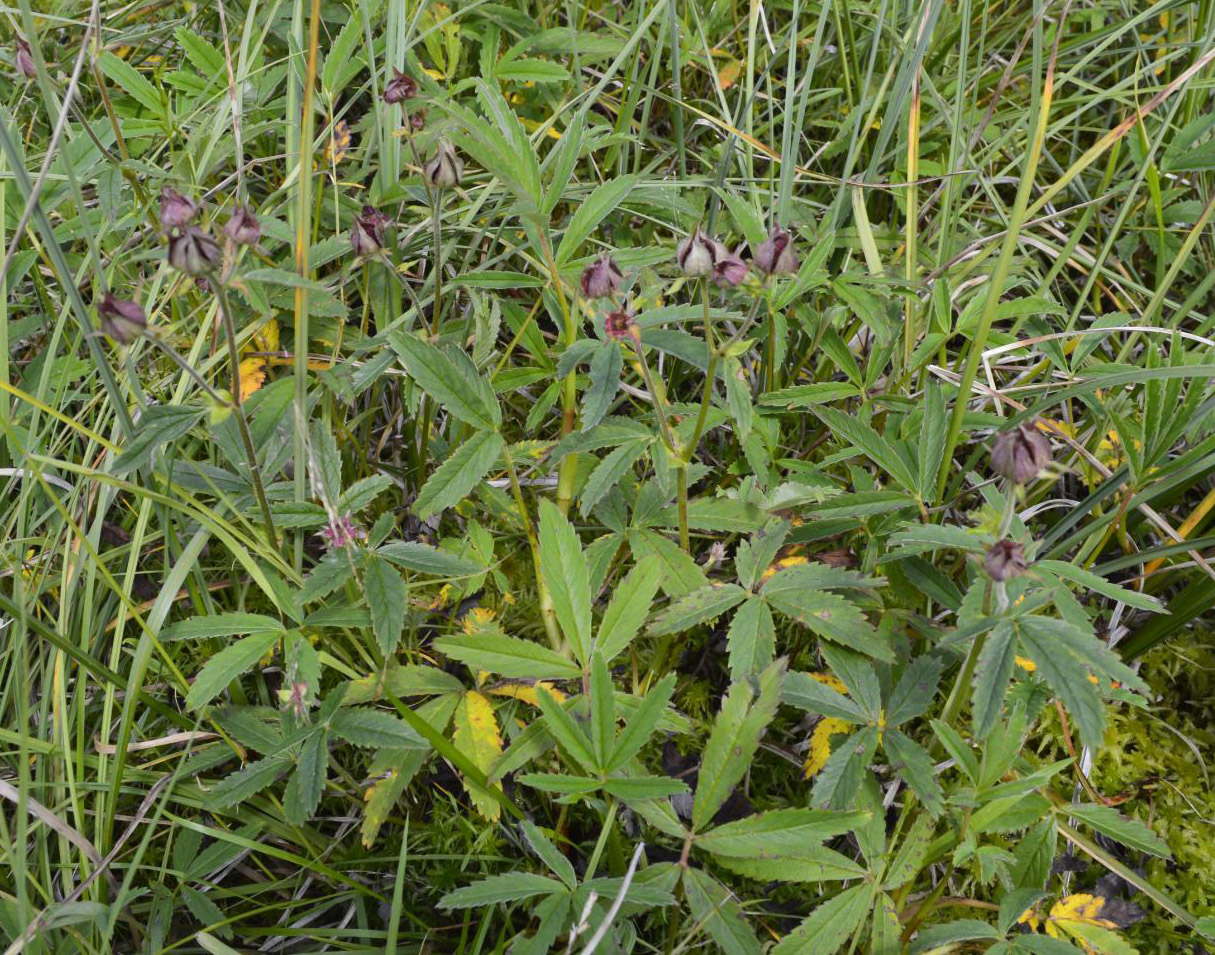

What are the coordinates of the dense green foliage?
(3, 0, 1215, 952)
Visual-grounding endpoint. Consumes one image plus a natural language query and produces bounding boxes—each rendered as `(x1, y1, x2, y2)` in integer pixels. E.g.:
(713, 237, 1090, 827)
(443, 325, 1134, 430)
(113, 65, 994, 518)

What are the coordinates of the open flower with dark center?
(224, 205, 260, 246)
(167, 225, 220, 275)
(754, 224, 799, 275)
(604, 306, 639, 341)
(15, 38, 36, 79)
(712, 244, 748, 288)
(159, 187, 198, 230)
(383, 69, 417, 104)
(991, 420, 1053, 484)
(676, 227, 718, 278)
(97, 293, 147, 344)
(985, 540, 1028, 582)
(350, 205, 391, 256)
(581, 253, 623, 299)
(424, 140, 463, 190)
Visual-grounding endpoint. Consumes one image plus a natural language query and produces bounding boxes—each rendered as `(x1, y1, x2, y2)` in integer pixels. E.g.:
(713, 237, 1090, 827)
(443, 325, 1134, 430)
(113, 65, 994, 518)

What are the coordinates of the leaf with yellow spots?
(238, 357, 267, 401)
(452, 691, 503, 821)
(810, 671, 848, 694)
(486, 681, 567, 707)
(805, 717, 850, 778)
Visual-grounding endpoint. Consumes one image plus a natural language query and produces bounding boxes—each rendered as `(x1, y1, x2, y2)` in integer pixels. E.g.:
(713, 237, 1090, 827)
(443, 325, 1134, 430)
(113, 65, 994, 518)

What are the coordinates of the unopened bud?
(991, 420, 1053, 484)
(985, 540, 1028, 582)
(754, 224, 798, 275)
(712, 244, 748, 288)
(224, 205, 260, 247)
(97, 293, 147, 344)
(424, 140, 463, 190)
(167, 225, 221, 275)
(159, 186, 198, 231)
(15, 38, 36, 79)
(383, 69, 417, 104)
(580, 253, 623, 299)
(676, 227, 718, 278)
(350, 205, 390, 256)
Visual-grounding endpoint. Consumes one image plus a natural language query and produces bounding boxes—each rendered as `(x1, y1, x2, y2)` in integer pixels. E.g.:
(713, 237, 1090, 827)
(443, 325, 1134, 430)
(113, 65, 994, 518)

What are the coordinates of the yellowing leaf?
(238, 357, 266, 401)
(251, 318, 279, 353)
(325, 119, 351, 166)
(805, 717, 850, 778)
(486, 681, 567, 707)
(1016, 656, 1037, 672)
(810, 671, 848, 694)
(1045, 894, 1117, 942)
(717, 57, 741, 90)
(461, 607, 497, 633)
(452, 691, 503, 821)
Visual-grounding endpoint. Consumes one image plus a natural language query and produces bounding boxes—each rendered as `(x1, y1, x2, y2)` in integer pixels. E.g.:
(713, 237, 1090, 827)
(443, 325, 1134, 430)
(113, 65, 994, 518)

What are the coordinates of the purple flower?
(424, 140, 463, 190)
(15, 38, 36, 80)
(754, 224, 799, 275)
(383, 69, 418, 104)
(167, 225, 221, 275)
(985, 540, 1028, 582)
(991, 420, 1053, 484)
(712, 244, 748, 288)
(97, 293, 147, 344)
(159, 186, 198, 231)
(350, 205, 390, 256)
(319, 513, 367, 550)
(676, 227, 718, 278)
(580, 253, 623, 299)
(224, 205, 260, 247)
(604, 307, 638, 342)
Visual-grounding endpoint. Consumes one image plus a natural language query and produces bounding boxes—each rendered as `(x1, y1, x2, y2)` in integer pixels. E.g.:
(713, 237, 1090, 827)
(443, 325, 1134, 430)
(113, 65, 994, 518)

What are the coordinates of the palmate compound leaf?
(681, 867, 762, 955)
(771, 883, 875, 955)
(538, 499, 592, 665)
(692, 807, 871, 858)
(389, 331, 501, 432)
(595, 554, 663, 663)
(693, 659, 785, 831)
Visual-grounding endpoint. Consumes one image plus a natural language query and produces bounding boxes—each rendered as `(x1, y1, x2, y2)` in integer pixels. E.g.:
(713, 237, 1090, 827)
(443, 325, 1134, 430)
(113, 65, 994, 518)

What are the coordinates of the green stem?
(215, 288, 278, 551)
(935, 49, 1054, 501)
(683, 278, 719, 464)
(502, 442, 563, 652)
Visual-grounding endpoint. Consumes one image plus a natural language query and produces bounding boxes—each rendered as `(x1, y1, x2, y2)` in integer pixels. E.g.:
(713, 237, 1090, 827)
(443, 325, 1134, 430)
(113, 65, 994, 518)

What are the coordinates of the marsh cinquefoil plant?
(5, 2, 1215, 953)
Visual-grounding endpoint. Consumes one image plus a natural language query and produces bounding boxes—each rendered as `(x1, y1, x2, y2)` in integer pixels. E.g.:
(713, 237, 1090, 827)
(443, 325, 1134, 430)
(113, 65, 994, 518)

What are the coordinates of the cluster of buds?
(991, 421, 1053, 485)
(319, 513, 368, 550)
(676, 222, 800, 287)
(14, 38, 36, 79)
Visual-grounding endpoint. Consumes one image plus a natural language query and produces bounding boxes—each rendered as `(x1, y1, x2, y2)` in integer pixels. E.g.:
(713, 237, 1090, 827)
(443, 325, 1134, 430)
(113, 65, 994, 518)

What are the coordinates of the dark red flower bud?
(167, 225, 221, 275)
(580, 253, 623, 299)
(676, 227, 718, 278)
(754, 224, 798, 275)
(97, 292, 147, 344)
(15, 38, 36, 79)
(224, 205, 260, 246)
(604, 307, 638, 341)
(350, 205, 391, 256)
(410, 110, 426, 131)
(991, 420, 1053, 484)
(424, 140, 463, 190)
(383, 69, 418, 104)
(712, 244, 748, 288)
(985, 540, 1028, 582)
(159, 187, 198, 230)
